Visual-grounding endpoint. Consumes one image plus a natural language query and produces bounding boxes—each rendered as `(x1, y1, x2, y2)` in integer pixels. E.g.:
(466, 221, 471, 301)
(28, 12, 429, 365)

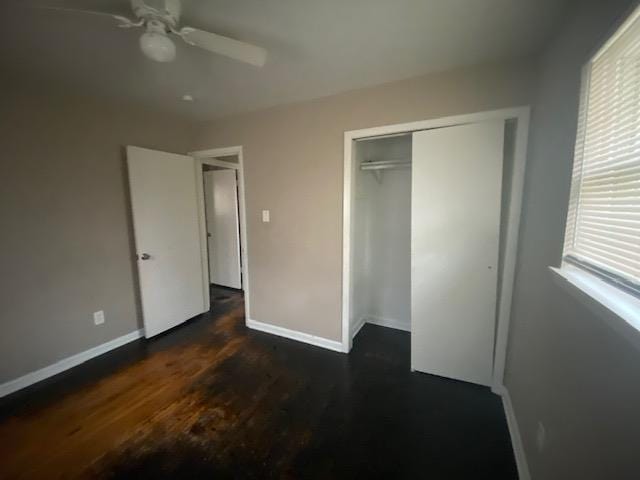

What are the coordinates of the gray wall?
(0, 82, 194, 382)
(505, 1, 640, 478)
(0, 59, 535, 384)
(194, 58, 537, 342)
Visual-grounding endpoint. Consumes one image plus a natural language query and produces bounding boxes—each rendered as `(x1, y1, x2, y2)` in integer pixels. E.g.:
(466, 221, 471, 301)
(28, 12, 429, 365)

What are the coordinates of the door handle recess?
(139, 253, 151, 260)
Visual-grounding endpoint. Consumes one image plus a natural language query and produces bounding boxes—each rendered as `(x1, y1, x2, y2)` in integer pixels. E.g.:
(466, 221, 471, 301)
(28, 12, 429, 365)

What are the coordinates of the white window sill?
(550, 264, 640, 351)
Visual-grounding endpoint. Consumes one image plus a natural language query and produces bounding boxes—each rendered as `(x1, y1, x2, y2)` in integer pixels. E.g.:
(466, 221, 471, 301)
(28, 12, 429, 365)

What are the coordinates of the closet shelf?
(360, 159, 411, 171)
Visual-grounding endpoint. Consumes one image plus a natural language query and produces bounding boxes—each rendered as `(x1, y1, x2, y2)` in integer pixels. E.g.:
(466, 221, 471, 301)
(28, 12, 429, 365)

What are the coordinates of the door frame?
(191, 146, 251, 320)
(342, 107, 530, 392)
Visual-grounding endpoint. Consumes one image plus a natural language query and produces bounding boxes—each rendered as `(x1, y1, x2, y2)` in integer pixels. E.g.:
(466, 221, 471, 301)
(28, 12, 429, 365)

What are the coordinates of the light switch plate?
(93, 310, 105, 325)
(262, 210, 270, 223)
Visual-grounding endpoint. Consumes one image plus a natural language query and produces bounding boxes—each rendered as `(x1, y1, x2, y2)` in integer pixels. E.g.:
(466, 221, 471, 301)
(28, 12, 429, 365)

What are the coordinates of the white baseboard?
(246, 319, 345, 353)
(497, 385, 531, 480)
(351, 316, 366, 340)
(365, 315, 411, 332)
(0, 329, 144, 398)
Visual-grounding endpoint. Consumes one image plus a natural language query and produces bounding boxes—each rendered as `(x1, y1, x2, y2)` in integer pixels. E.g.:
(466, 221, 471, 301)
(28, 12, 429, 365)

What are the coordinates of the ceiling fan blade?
(32, 6, 142, 28)
(178, 27, 267, 67)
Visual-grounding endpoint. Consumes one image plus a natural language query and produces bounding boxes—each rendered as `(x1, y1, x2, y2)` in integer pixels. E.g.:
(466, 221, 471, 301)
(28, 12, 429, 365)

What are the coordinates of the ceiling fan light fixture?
(39, 0, 267, 67)
(139, 25, 176, 62)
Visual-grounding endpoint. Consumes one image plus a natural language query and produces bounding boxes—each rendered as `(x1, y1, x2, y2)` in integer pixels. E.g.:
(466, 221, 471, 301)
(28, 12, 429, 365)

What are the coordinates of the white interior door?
(411, 121, 504, 386)
(204, 170, 242, 289)
(127, 146, 206, 338)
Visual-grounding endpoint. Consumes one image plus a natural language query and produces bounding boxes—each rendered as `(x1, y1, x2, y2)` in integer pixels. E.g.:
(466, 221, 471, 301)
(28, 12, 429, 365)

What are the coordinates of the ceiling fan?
(35, 0, 267, 66)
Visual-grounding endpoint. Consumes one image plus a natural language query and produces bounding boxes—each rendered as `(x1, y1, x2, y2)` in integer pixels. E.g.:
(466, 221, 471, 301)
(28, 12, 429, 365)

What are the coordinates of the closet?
(349, 119, 515, 387)
(351, 134, 412, 335)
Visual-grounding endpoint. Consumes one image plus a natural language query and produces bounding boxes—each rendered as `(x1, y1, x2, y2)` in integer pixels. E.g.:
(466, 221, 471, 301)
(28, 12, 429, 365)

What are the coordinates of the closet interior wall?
(351, 135, 412, 338)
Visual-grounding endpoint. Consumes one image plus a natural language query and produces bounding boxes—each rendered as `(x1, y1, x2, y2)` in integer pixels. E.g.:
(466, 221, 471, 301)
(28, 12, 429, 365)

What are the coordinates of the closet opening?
(350, 133, 412, 342)
(342, 109, 530, 391)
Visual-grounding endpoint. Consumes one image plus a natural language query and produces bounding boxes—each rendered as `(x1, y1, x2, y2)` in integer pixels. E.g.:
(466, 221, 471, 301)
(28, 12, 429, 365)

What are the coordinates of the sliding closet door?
(411, 121, 504, 386)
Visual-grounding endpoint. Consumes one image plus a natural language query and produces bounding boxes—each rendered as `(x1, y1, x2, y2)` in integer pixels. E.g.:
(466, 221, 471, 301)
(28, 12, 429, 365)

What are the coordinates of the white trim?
(191, 146, 251, 320)
(347, 107, 530, 141)
(550, 265, 640, 352)
(246, 319, 345, 353)
(194, 157, 212, 310)
(365, 315, 411, 332)
(191, 146, 244, 158)
(492, 109, 530, 388)
(497, 386, 531, 480)
(342, 133, 355, 351)
(201, 158, 240, 170)
(351, 316, 366, 340)
(341, 107, 531, 394)
(0, 330, 143, 398)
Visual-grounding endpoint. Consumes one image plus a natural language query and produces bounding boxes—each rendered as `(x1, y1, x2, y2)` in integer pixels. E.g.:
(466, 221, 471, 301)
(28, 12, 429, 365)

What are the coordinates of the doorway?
(192, 147, 251, 317)
(342, 108, 530, 390)
(126, 145, 250, 339)
(203, 165, 242, 289)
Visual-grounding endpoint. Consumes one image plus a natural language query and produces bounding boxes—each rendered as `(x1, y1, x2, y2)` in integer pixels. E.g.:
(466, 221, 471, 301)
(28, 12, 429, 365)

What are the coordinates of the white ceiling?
(2, 0, 571, 120)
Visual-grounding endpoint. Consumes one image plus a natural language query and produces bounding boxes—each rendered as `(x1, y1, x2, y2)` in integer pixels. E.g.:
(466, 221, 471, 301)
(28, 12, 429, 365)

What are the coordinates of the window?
(563, 7, 640, 296)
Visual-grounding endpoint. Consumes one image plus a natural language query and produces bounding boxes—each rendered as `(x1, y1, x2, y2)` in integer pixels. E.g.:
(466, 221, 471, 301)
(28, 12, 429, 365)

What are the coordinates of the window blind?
(563, 7, 640, 294)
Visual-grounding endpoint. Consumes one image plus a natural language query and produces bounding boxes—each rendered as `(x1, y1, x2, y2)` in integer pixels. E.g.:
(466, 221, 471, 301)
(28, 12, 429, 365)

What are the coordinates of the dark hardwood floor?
(0, 287, 517, 479)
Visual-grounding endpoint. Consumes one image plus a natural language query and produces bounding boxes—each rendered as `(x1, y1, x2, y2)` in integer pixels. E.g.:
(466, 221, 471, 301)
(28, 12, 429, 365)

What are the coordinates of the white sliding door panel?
(411, 121, 504, 386)
(204, 170, 242, 289)
(127, 146, 206, 338)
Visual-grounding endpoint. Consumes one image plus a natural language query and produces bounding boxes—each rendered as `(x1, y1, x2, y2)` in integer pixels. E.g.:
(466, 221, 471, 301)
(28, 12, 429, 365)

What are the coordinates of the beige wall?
(0, 82, 195, 382)
(504, 0, 640, 479)
(194, 58, 537, 341)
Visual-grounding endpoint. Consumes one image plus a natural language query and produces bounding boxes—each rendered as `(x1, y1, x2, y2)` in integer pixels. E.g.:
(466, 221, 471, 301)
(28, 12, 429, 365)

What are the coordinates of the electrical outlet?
(536, 421, 546, 452)
(93, 310, 105, 325)
(262, 210, 270, 223)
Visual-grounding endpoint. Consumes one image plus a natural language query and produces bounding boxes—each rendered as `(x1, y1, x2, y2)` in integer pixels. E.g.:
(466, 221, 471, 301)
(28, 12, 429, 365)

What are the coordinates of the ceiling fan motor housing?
(131, 0, 181, 29)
